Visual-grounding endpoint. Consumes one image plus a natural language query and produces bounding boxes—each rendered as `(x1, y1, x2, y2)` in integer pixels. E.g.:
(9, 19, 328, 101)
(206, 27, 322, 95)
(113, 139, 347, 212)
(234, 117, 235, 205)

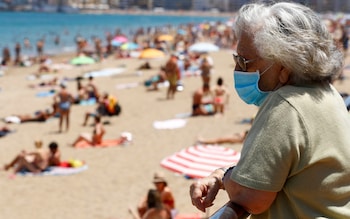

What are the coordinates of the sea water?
(0, 12, 229, 57)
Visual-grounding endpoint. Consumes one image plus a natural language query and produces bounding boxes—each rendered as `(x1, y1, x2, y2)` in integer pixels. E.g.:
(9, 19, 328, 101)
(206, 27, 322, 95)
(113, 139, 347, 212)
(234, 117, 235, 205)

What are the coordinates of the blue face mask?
(233, 65, 273, 106)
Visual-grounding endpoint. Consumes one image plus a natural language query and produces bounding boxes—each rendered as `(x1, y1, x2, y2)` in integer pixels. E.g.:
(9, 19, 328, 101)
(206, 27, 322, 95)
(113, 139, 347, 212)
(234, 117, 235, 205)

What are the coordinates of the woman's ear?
(279, 66, 291, 84)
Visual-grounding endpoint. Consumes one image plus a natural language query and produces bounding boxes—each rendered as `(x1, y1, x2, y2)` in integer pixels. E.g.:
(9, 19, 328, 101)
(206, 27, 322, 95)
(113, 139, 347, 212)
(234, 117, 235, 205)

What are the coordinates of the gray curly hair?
(235, 2, 343, 83)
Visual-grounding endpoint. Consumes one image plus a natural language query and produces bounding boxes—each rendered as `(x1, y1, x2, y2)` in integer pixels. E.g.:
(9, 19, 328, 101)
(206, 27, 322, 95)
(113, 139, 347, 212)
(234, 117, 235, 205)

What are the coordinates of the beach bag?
(114, 103, 121, 116)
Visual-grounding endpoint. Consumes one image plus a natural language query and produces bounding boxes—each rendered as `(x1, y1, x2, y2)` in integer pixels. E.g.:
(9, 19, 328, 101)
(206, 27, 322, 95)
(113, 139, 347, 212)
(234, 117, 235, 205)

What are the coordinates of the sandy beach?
(0, 47, 349, 219)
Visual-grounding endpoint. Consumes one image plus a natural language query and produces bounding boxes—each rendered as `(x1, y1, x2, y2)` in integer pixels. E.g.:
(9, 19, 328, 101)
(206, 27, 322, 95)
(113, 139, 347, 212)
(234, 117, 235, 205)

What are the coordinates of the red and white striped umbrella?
(160, 145, 240, 179)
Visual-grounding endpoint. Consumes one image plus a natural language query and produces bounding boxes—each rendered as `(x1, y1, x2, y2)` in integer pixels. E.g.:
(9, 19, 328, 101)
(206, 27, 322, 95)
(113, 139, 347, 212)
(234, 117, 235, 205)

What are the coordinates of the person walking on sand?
(164, 54, 180, 100)
(54, 83, 74, 133)
(213, 77, 229, 115)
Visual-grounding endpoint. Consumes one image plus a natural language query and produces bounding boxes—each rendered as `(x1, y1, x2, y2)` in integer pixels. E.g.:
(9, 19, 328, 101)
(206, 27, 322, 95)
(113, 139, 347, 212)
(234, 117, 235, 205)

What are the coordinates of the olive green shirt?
(231, 84, 350, 218)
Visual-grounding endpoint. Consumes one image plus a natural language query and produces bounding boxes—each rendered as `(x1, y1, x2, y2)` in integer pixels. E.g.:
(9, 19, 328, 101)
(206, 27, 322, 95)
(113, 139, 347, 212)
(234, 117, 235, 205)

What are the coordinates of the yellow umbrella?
(158, 34, 174, 42)
(139, 48, 165, 59)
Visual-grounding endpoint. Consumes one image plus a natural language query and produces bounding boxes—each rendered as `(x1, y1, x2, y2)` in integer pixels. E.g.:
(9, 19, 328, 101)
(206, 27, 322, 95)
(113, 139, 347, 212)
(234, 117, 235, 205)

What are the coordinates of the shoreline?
(0, 11, 232, 61)
(79, 9, 235, 18)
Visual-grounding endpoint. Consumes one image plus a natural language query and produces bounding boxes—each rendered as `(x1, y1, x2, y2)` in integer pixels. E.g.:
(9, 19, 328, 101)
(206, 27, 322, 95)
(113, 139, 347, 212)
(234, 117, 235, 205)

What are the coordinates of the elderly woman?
(190, 2, 350, 219)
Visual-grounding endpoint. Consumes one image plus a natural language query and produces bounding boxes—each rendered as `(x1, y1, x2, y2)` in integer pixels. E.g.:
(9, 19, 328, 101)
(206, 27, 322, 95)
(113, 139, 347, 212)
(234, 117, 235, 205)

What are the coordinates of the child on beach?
(213, 77, 229, 115)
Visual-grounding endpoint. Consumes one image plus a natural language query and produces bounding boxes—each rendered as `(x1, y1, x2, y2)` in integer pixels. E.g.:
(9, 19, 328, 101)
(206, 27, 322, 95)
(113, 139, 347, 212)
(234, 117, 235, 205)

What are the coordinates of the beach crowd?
(1, 3, 350, 219)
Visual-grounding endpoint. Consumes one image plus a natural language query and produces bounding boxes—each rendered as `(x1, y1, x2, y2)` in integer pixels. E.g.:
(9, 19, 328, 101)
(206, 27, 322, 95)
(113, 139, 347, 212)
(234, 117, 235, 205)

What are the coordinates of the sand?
(0, 49, 349, 219)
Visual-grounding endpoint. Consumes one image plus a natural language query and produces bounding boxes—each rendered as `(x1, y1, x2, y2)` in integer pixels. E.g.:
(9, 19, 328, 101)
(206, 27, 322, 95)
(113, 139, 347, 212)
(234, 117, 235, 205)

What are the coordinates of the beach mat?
(36, 89, 56, 97)
(79, 98, 96, 106)
(174, 213, 203, 219)
(83, 67, 125, 78)
(153, 119, 187, 130)
(18, 164, 88, 177)
(74, 139, 122, 148)
(115, 82, 139, 90)
(175, 112, 192, 119)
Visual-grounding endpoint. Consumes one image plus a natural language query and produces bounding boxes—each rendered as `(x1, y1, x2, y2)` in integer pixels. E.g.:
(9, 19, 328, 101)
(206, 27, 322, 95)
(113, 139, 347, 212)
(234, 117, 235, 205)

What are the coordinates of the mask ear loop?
(259, 63, 274, 76)
(256, 63, 275, 92)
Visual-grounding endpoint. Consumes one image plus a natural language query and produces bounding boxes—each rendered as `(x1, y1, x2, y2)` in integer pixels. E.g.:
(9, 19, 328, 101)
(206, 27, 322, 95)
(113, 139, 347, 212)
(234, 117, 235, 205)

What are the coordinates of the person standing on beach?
(36, 39, 44, 61)
(24, 38, 32, 50)
(199, 56, 212, 86)
(94, 37, 104, 62)
(165, 54, 180, 99)
(54, 83, 74, 133)
(213, 77, 229, 115)
(1, 47, 11, 66)
(14, 42, 22, 66)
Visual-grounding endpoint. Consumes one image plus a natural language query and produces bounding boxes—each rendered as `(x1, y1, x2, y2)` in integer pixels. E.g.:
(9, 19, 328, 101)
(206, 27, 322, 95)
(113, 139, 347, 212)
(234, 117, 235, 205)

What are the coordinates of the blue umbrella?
(111, 40, 123, 47)
(177, 29, 187, 35)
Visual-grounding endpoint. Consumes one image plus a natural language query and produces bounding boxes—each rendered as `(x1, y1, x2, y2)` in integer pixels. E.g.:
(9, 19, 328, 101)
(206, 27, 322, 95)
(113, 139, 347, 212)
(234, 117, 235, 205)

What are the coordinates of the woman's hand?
(189, 168, 225, 212)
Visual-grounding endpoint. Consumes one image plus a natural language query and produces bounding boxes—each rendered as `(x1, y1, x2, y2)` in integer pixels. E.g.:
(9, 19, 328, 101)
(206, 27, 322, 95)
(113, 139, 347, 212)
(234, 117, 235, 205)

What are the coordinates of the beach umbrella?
(160, 144, 241, 179)
(158, 34, 174, 42)
(121, 42, 139, 50)
(70, 55, 95, 65)
(139, 48, 165, 59)
(111, 35, 128, 47)
(111, 40, 123, 47)
(177, 29, 187, 35)
(189, 42, 219, 53)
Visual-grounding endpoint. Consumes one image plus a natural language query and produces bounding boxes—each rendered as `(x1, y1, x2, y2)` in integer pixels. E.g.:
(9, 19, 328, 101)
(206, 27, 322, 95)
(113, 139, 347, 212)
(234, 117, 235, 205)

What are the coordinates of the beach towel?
(4, 116, 21, 124)
(74, 139, 123, 148)
(26, 74, 55, 81)
(175, 213, 203, 219)
(0, 130, 15, 137)
(153, 119, 187, 130)
(36, 89, 56, 97)
(17, 164, 88, 177)
(175, 112, 192, 119)
(83, 67, 125, 78)
(115, 82, 140, 90)
(79, 98, 97, 106)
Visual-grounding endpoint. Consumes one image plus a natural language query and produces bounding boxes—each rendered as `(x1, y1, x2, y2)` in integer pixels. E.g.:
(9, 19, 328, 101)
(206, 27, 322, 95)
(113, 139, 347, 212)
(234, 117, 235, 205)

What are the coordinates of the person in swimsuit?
(4, 103, 58, 124)
(200, 57, 212, 85)
(72, 115, 105, 146)
(3, 141, 61, 175)
(54, 83, 74, 133)
(192, 83, 215, 116)
(164, 54, 180, 100)
(213, 77, 229, 115)
(137, 172, 176, 219)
